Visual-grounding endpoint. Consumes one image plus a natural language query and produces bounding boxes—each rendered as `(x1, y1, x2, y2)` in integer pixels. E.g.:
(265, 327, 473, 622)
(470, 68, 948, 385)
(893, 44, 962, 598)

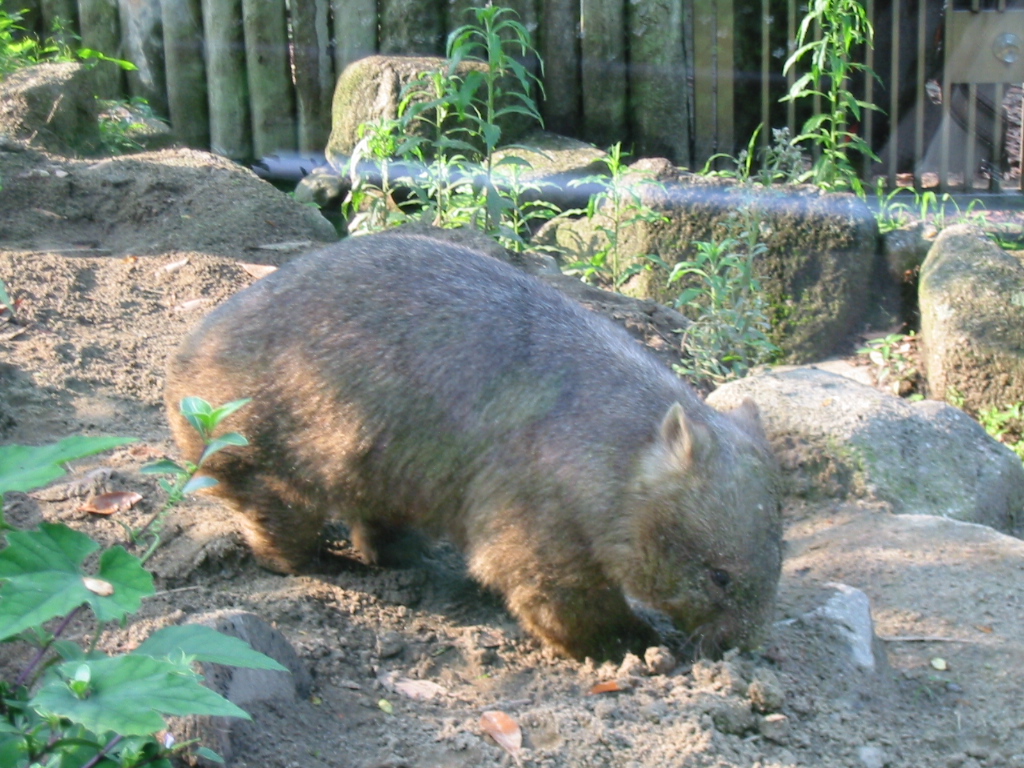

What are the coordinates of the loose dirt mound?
(2, 144, 1023, 768)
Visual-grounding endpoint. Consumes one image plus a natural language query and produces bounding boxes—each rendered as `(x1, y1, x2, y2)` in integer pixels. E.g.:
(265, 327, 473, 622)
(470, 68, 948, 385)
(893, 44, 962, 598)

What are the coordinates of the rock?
(919, 224, 1024, 413)
(708, 699, 757, 735)
(858, 744, 888, 768)
(808, 584, 880, 671)
(490, 130, 609, 210)
(759, 712, 789, 743)
(0, 63, 105, 155)
(707, 367, 1024, 533)
(618, 652, 646, 678)
(294, 166, 350, 209)
(536, 170, 878, 362)
(325, 55, 534, 169)
(171, 611, 312, 767)
(376, 631, 406, 659)
(643, 645, 676, 675)
(747, 667, 785, 713)
(882, 222, 932, 281)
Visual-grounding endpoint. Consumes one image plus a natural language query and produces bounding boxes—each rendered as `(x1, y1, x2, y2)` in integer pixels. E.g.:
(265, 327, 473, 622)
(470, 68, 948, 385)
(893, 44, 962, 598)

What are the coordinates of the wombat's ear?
(659, 402, 714, 466)
(726, 397, 768, 441)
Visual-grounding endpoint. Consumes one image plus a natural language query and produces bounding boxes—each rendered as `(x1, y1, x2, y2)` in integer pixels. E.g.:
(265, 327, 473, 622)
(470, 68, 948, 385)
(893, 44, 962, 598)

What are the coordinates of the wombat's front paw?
(349, 522, 429, 568)
(509, 584, 660, 661)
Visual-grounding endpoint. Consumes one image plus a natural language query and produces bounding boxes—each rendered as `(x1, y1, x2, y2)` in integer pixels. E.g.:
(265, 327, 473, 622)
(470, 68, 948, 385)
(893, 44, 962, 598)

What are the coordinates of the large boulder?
(325, 55, 536, 169)
(0, 62, 109, 155)
(707, 367, 1024, 534)
(918, 224, 1024, 412)
(537, 167, 879, 362)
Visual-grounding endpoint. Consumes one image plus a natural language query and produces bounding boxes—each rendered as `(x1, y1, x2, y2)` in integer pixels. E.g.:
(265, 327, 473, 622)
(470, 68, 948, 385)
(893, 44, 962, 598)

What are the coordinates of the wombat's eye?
(709, 569, 731, 589)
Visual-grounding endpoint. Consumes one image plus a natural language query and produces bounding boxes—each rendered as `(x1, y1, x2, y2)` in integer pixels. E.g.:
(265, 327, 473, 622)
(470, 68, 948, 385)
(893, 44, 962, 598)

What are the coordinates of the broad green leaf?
(199, 433, 248, 465)
(0, 436, 136, 495)
(0, 525, 152, 640)
(33, 655, 251, 736)
(92, 546, 154, 623)
(208, 398, 252, 429)
(181, 475, 219, 495)
(134, 625, 287, 671)
(196, 746, 226, 763)
(140, 459, 188, 476)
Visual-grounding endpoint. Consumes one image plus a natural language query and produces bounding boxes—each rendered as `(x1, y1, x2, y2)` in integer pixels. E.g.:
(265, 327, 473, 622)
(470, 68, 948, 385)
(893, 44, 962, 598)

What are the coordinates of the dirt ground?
(2, 144, 1024, 768)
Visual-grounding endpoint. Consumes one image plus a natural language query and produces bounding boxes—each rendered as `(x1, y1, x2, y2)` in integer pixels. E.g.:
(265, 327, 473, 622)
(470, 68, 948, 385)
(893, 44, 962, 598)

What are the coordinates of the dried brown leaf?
(78, 491, 143, 516)
(588, 680, 622, 695)
(480, 710, 522, 756)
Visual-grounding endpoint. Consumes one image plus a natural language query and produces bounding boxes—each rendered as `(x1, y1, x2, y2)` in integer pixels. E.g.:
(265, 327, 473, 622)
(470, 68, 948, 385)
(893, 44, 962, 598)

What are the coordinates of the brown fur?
(165, 232, 782, 659)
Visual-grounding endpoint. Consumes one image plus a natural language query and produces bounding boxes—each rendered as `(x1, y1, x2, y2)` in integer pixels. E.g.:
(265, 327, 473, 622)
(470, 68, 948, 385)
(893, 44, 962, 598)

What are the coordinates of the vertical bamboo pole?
(201, 0, 251, 159)
(332, 0, 377, 76)
(241, 0, 295, 158)
(161, 0, 208, 149)
(693, 0, 715, 163)
(579, 0, 625, 147)
(117, 0, 168, 116)
(538, 0, 579, 136)
(291, 0, 334, 153)
(77, 0, 122, 98)
(629, 0, 689, 164)
(717, 0, 733, 156)
(378, 0, 442, 54)
(992, 82, 1005, 192)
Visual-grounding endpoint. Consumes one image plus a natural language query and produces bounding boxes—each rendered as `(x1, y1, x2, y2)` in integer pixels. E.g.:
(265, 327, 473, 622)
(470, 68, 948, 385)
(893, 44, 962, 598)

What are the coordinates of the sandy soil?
(2, 143, 1024, 768)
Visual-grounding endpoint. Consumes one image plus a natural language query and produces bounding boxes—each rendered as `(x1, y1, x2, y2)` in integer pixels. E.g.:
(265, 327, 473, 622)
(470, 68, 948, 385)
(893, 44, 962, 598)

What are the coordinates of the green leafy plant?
(0, 403, 276, 767)
(701, 125, 806, 186)
(857, 331, 919, 396)
(96, 96, 156, 155)
(667, 228, 779, 385)
(565, 142, 668, 286)
(977, 402, 1024, 462)
(134, 396, 250, 561)
(781, 0, 882, 194)
(344, 5, 547, 245)
(0, 276, 14, 316)
(0, 8, 136, 77)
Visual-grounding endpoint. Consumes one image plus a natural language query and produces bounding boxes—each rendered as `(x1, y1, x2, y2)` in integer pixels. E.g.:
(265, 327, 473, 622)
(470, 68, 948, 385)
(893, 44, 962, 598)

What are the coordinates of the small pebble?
(644, 645, 676, 675)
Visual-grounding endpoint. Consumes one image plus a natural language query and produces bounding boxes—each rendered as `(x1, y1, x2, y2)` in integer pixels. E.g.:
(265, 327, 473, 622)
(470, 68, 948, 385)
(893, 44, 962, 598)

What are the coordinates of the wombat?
(165, 232, 782, 660)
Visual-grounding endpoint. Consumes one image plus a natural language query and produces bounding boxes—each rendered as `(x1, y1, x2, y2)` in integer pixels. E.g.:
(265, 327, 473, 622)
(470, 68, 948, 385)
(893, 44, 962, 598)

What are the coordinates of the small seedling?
(977, 402, 1024, 462)
(136, 396, 251, 560)
(857, 332, 919, 396)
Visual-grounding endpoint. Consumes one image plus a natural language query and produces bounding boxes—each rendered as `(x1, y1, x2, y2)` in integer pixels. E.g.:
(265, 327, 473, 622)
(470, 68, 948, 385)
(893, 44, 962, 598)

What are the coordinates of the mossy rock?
(325, 55, 535, 170)
(538, 167, 878, 363)
(919, 224, 1024, 412)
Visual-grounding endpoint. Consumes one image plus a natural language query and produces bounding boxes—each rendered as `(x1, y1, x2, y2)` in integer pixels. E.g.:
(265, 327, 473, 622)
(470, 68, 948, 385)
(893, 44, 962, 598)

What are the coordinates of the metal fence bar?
(966, 82, 978, 190)
(787, 0, 796, 138)
(863, 0, 875, 172)
(760, 0, 770, 154)
(915, 0, 927, 188)
(940, 0, 951, 193)
(888, 0, 900, 186)
(717, 0, 734, 157)
(993, 82, 1005, 191)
